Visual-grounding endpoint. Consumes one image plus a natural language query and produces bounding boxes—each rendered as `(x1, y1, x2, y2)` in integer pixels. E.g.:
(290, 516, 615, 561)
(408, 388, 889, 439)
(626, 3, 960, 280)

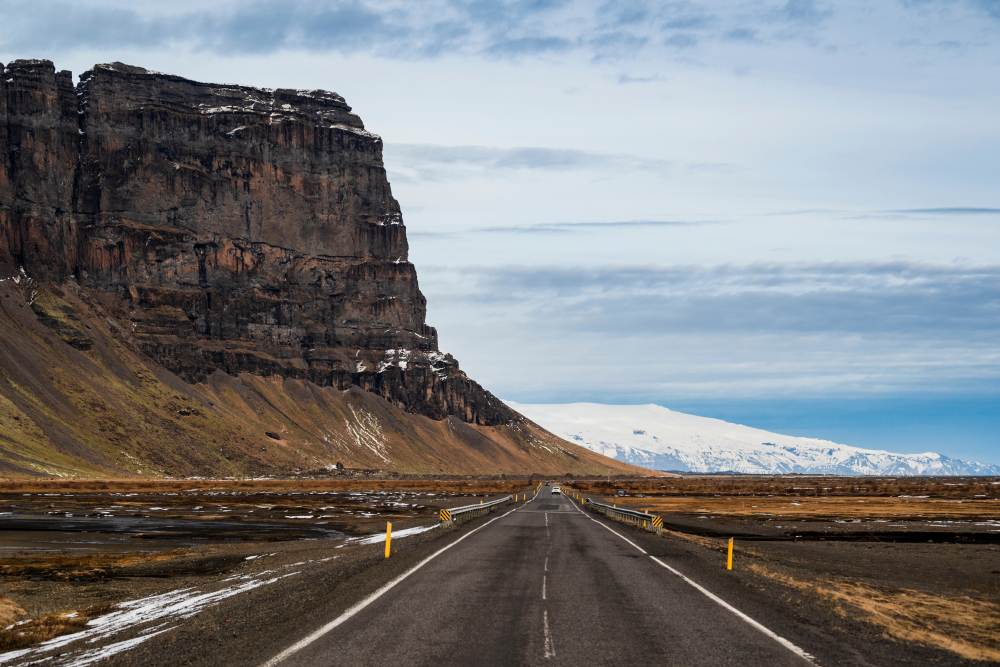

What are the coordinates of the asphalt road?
(12, 485, 974, 666)
(261, 487, 812, 667)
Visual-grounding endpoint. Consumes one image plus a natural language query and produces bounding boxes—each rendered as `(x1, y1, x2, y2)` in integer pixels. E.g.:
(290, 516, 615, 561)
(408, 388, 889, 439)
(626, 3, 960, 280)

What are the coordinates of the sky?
(2, 0, 998, 463)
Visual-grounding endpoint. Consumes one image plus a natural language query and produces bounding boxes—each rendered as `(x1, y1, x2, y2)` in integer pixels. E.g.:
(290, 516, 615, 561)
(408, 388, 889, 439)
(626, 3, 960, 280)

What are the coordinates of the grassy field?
(567, 475, 1000, 499)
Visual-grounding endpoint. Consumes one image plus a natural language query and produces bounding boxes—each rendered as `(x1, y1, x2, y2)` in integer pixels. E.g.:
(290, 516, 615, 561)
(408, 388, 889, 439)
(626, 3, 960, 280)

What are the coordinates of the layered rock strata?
(0, 60, 512, 425)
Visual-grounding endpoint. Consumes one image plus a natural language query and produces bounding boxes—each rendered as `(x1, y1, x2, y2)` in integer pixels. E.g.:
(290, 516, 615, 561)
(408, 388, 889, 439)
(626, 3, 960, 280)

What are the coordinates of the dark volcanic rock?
(0, 60, 515, 426)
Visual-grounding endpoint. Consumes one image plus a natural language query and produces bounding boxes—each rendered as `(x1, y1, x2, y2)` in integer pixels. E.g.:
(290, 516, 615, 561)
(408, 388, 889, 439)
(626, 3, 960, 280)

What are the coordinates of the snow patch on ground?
(348, 524, 438, 545)
(0, 566, 302, 666)
(344, 405, 391, 463)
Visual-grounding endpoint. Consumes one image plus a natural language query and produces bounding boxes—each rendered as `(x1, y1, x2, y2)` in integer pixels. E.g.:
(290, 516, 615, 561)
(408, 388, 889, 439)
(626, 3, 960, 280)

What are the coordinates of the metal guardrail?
(439, 495, 514, 527)
(585, 498, 663, 534)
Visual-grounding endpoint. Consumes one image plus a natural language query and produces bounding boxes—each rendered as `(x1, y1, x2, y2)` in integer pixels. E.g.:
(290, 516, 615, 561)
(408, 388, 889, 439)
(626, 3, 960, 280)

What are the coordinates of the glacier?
(506, 402, 1000, 476)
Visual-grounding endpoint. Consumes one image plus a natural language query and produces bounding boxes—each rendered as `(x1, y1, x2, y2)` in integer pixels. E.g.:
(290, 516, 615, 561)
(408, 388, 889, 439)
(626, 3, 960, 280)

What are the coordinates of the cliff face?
(0, 60, 512, 426)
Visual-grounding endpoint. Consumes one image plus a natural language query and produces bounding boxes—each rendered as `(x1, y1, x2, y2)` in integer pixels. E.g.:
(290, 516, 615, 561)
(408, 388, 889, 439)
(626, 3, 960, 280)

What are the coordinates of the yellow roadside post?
(727, 538, 734, 570)
(385, 522, 392, 558)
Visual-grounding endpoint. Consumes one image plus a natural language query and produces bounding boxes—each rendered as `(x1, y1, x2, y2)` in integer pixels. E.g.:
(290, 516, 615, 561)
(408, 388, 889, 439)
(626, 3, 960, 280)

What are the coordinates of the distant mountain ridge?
(507, 402, 1000, 476)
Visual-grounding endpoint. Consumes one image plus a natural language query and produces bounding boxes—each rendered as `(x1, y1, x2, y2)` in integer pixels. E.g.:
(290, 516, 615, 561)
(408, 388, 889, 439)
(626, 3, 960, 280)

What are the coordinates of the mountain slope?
(0, 280, 650, 478)
(506, 402, 1000, 476)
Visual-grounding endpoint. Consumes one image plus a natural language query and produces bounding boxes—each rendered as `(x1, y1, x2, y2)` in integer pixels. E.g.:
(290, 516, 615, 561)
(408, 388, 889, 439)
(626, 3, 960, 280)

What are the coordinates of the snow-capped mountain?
(506, 402, 1000, 476)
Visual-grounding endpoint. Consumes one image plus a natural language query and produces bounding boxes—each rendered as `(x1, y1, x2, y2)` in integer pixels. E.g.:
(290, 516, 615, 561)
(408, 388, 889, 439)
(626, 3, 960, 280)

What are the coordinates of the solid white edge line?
(568, 496, 815, 664)
(648, 556, 815, 663)
(259, 500, 521, 667)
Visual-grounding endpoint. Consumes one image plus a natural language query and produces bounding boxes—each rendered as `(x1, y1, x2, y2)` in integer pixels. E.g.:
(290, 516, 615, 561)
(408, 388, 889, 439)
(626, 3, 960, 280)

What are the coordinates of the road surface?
(261, 486, 812, 667)
(11, 484, 957, 666)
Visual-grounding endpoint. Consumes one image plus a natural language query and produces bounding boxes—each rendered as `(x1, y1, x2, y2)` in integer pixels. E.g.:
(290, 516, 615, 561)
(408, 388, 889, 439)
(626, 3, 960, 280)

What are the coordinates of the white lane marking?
(569, 499, 814, 664)
(542, 575, 547, 600)
(543, 610, 555, 659)
(259, 505, 519, 667)
(544, 557, 548, 572)
(649, 556, 815, 663)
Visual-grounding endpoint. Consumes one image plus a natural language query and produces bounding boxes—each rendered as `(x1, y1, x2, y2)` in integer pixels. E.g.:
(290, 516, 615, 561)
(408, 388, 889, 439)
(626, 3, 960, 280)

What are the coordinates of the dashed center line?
(543, 610, 555, 659)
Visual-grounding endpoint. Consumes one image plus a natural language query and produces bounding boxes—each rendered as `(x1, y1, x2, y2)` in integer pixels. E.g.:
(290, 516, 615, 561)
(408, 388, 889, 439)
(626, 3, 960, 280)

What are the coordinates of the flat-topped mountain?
(0, 59, 650, 478)
(0, 59, 508, 424)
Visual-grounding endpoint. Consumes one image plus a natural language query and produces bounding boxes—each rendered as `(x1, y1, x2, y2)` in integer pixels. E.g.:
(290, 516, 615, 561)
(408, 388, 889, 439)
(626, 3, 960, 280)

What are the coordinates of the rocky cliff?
(0, 59, 510, 426)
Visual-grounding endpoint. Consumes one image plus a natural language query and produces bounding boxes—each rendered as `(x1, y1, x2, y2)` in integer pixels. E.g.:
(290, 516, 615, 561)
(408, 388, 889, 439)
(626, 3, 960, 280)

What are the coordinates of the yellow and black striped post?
(652, 516, 663, 528)
(440, 509, 452, 522)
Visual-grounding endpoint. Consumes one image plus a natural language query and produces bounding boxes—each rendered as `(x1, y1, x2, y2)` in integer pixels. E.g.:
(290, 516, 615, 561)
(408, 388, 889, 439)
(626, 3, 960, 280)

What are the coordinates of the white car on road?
(552, 487, 561, 494)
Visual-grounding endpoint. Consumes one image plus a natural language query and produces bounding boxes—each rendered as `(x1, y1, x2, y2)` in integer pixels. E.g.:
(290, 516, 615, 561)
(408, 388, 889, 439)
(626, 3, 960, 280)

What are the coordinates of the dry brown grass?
(0, 598, 26, 627)
(0, 602, 114, 652)
(611, 495, 1000, 519)
(0, 550, 190, 581)
(625, 518, 1000, 661)
(661, 529, 725, 551)
(649, 498, 1000, 661)
(568, 477, 1000, 499)
(744, 563, 1000, 662)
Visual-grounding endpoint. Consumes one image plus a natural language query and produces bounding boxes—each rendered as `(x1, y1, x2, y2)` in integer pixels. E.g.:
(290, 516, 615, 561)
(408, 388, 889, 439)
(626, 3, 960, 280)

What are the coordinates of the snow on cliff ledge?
(505, 402, 1000, 476)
